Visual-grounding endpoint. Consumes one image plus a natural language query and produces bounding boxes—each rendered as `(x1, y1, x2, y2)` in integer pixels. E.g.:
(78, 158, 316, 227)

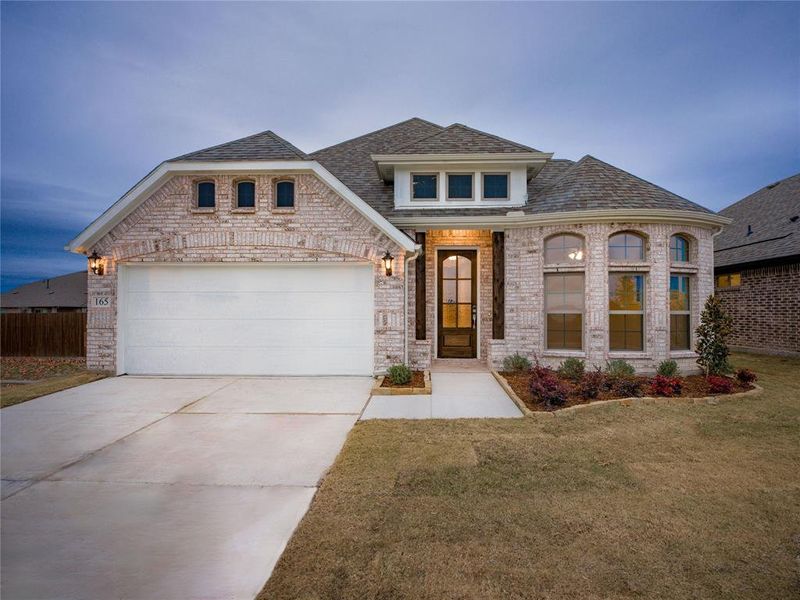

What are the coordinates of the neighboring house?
(714, 173, 800, 356)
(68, 119, 728, 376)
(1, 271, 87, 313)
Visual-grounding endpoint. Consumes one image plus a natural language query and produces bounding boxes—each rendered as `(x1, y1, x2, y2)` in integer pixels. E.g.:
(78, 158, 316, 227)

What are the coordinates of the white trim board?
(66, 160, 417, 254)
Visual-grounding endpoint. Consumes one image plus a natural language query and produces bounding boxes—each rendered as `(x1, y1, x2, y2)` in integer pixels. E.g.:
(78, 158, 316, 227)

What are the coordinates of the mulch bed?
(1, 357, 86, 381)
(381, 370, 426, 389)
(500, 371, 753, 412)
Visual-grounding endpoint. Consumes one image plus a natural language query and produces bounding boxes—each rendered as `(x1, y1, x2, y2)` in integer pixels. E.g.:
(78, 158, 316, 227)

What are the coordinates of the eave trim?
(66, 160, 416, 254)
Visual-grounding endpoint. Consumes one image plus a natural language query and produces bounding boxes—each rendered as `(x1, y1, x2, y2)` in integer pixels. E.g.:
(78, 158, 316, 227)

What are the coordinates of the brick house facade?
(70, 119, 729, 375)
(714, 172, 800, 356)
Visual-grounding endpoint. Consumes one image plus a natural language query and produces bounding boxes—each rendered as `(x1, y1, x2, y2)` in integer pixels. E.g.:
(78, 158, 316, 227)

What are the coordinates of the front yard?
(260, 353, 800, 599)
(1, 357, 106, 408)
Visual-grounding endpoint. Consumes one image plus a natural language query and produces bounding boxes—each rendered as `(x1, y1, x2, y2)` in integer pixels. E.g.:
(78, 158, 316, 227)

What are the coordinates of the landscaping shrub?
(650, 375, 682, 397)
(735, 368, 757, 385)
(605, 359, 636, 378)
(706, 375, 734, 394)
(695, 294, 733, 375)
(386, 364, 412, 385)
(557, 357, 585, 382)
(612, 376, 644, 398)
(578, 368, 606, 400)
(529, 366, 569, 408)
(503, 353, 532, 372)
(656, 359, 679, 377)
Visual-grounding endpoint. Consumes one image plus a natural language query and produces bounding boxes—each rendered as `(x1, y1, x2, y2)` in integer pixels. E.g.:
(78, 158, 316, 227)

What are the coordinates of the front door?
(438, 250, 477, 358)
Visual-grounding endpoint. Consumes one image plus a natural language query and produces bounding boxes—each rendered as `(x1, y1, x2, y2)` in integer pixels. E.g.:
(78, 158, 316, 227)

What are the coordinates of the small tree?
(695, 294, 733, 375)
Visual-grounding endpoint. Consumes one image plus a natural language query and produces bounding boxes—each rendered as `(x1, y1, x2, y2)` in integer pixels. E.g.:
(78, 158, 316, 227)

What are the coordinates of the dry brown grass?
(259, 353, 800, 600)
(1, 372, 107, 408)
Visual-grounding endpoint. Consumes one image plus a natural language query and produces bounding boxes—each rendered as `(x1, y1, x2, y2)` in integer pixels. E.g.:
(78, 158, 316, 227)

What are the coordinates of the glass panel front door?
(438, 250, 477, 358)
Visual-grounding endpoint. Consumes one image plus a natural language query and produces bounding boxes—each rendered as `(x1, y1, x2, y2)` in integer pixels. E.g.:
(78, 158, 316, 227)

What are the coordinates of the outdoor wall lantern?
(88, 251, 105, 276)
(382, 251, 394, 277)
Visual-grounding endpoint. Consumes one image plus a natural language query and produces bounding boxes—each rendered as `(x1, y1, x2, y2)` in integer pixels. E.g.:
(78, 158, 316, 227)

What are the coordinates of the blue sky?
(2, 1, 798, 290)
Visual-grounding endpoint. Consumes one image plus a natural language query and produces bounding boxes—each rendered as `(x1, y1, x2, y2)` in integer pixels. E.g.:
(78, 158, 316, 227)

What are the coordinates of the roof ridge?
(263, 130, 308, 159)
(719, 171, 800, 214)
(531, 154, 590, 197)
(389, 121, 539, 154)
(446, 122, 538, 153)
(170, 130, 275, 161)
(310, 117, 443, 156)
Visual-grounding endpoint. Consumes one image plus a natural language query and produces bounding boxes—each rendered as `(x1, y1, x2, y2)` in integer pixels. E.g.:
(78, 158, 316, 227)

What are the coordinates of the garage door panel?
(127, 265, 374, 293)
(124, 347, 374, 376)
(125, 291, 373, 320)
(121, 265, 374, 375)
(126, 318, 373, 349)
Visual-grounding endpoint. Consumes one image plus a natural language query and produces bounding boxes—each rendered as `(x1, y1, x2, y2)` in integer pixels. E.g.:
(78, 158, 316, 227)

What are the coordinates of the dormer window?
(412, 174, 438, 200)
(447, 174, 473, 201)
(482, 173, 509, 200)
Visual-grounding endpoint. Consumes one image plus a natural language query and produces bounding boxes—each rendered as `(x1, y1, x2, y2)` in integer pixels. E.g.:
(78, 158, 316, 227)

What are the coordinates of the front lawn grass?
(260, 352, 800, 599)
(1, 372, 106, 408)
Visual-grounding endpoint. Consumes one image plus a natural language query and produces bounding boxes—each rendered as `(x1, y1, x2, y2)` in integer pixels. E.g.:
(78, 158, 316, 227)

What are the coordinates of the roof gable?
(388, 123, 538, 154)
(171, 130, 308, 161)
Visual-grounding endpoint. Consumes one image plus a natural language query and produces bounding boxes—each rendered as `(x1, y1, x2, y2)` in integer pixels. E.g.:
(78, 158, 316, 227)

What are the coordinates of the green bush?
(695, 294, 733, 375)
(557, 357, 585, 382)
(503, 353, 532, 372)
(656, 359, 679, 377)
(386, 364, 412, 385)
(605, 359, 636, 378)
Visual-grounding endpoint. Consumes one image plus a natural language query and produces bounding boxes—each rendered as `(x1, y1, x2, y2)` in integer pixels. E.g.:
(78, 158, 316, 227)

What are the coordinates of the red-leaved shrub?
(706, 375, 734, 394)
(529, 365, 569, 408)
(735, 368, 757, 385)
(579, 368, 606, 400)
(649, 375, 683, 397)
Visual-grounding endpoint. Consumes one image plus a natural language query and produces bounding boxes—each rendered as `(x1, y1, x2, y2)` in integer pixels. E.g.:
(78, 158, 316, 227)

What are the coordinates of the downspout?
(404, 246, 422, 365)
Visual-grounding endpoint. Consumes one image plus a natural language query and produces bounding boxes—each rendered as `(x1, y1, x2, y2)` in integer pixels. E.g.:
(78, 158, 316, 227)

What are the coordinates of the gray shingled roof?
(310, 117, 444, 216)
(387, 123, 538, 154)
(170, 130, 308, 161)
(527, 155, 714, 214)
(1, 271, 87, 309)
(164, 118, 714, 221)
(714, 172, 800, 268)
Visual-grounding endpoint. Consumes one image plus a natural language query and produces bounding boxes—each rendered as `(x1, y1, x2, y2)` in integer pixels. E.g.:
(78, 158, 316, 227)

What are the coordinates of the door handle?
(472, 305, 477, 329)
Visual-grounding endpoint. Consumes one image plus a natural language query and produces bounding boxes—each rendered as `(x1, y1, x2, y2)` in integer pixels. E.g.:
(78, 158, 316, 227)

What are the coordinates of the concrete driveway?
(1, 375, 372, 600)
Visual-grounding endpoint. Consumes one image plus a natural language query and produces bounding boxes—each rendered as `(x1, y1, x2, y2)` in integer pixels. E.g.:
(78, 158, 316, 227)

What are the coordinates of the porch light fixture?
(382, 251, 394, 276)
(88, 251, 104, 276)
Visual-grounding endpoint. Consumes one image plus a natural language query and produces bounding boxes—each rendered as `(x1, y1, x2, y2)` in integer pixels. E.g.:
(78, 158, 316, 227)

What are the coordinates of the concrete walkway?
(361, 370, 522, 420)
(1, 375, 373, 600)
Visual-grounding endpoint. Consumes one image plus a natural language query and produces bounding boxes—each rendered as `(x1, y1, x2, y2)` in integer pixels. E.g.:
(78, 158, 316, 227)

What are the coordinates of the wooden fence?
(1, 312, 87, 357)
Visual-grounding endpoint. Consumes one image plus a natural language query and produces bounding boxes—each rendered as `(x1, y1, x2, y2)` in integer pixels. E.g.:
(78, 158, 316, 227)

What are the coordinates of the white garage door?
(118, 264, 374, 376)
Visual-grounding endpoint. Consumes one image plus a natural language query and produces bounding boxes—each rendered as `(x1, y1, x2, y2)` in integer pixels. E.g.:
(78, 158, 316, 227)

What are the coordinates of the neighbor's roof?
(386, 123, 539, 154)
(714, 172, 800, 268)
(171, 130, 308, 161)
(1, 271, 87, 309)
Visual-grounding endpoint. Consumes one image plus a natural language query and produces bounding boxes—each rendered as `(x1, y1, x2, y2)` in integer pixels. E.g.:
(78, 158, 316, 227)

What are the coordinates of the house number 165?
(93, 296, 111, 307)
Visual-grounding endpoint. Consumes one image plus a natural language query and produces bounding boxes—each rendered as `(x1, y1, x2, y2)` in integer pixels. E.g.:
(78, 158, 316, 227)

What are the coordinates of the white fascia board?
(390, 209, 732, 231)
(66, 160, 416, 254)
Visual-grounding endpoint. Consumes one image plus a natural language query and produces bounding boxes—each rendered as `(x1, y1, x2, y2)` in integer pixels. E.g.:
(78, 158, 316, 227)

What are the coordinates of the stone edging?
(490, 370, 764, 419)
(371, 370, 432, 396)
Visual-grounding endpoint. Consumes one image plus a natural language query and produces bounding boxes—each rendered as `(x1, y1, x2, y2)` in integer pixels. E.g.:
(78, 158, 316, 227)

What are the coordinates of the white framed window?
(545, 273, 584, 350)
(275, 179, 295, 209)
(411, 173, 438, 200)
(195, 180, 216, 209)
(544, 234, 584, 264)
(670, 274, 691, 350)
(447, 173, 473, 201)
(609, 273, 645, 351)
(609, 232, 646, 261)
(235, 179, 256, 209)
(482, 173, 509, 200)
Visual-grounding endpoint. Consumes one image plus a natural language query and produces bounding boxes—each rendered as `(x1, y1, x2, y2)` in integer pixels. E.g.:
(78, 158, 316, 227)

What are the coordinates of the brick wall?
(482, 222, 716, 373)
(87, 173, 407, 373)
(716, 261, 800, 356)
